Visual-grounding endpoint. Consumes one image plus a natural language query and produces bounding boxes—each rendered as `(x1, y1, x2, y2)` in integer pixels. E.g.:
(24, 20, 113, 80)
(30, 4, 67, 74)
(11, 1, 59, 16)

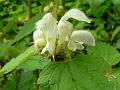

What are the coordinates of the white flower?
(57, 8, 94, 51)
(33, 8, 95, 56)
(58, 9, 92, 43)
(33, 13, 58, 55)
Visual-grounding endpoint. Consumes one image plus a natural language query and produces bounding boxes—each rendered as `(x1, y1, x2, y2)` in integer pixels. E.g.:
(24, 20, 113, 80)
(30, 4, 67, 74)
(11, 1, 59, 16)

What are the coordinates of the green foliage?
(38, 55, 114, 90)
(2, 80, 16, 90)
(1, 0, 120, 90)
(111, 26, 120, 41)
(114, 39, 120, 49)
(10, 14, 41, 45)
(113, 67, 120, 89)
(0, 47, 36, 75)
(19, 55, 50, 71)
(2, 71, 36, 90)
(112, 0, 120, 6)
(87, 42, 120, 66)
(18, 71, 35, 90)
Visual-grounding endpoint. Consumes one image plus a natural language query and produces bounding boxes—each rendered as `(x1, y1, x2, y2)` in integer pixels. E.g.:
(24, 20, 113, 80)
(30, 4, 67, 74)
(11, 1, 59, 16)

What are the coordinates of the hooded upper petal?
(60, 9, 91, 23)
(38, 13, 58, 55)
(71, 30, 95, 46)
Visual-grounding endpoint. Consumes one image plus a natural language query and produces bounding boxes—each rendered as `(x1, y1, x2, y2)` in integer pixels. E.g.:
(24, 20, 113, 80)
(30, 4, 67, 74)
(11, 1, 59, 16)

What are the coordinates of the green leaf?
(2, 80, 16, 90)
(87, 42, 120, 66)
(18, 71, 35, 90)
(0, 47, 36, 75)
(18, 55, 50, 71)
(111, 26, 120, 40)
(113, 67, 120, 89)
(86, 0, 105, 6)
(10, 14, 41, 45)
(114, 39, 120, 49)
(38, 55, 115, 90)
(0, 42, 8, 59)
(112, 0, 120, 6)
(111, 53, 120, 66)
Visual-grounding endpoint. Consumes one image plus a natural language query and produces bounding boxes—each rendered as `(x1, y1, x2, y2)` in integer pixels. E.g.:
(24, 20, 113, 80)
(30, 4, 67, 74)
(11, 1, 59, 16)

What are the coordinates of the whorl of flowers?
(33, 9, 95, 57)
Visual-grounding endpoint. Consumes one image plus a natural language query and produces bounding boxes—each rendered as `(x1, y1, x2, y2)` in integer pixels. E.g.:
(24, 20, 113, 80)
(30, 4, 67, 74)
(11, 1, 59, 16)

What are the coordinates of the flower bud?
(58, 5, 64, 10)
(50, 2, 54, 8)
(44, 6, 50, 13)
(34, 39, 46, 49)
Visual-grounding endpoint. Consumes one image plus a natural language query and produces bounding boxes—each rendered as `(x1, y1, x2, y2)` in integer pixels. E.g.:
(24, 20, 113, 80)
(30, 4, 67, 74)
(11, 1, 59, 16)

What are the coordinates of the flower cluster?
(33, 9, 95, 57)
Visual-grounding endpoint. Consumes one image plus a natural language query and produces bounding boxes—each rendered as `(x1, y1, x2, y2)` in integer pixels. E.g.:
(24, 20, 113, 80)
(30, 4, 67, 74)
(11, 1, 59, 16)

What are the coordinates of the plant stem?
(51, 0, 59, 19)
(13, 70, 19, 90)
(28, 0, 32, 19)
(34, 69, 39, 90)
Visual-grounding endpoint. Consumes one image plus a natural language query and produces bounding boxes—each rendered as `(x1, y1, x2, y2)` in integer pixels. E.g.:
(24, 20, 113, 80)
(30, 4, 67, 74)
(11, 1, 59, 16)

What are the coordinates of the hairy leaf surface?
(87, 42, 120, 65)
(38, 55, 115, 90)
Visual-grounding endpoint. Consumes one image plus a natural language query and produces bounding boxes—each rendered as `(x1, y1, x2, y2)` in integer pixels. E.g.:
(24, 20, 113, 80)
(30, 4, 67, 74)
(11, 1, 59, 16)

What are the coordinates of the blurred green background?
(0, 0, 120, 89)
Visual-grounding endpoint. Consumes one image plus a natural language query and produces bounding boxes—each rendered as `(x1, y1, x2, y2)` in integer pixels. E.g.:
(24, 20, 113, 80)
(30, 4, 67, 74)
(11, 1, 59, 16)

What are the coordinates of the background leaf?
(18, 71, 35, 90)
(0, 47, 36, 75)
(2, 80, 16, 90)
(111, 26, 120, 40)
(10, 14, 41, 45)
(112, 0, 120, 6)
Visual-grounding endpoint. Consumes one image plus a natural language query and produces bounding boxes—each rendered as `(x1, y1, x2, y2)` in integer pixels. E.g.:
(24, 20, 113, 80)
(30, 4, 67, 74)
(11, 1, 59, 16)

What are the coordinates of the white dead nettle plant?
(33, 9, 95, 57)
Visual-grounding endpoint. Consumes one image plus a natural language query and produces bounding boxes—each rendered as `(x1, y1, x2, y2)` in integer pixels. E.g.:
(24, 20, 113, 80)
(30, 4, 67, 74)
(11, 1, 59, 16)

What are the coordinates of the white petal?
(35, 20, 42, 30)
(34, 38, 46, 49)
(41, 13, 58, 30)
(76, 42, 84, 50)
(33, 30, 44, 42)
(36, 13, 58, 32)
(61, 9, 91, 23)
(41, 38, 55, 55)
(58, 21, 73, 43)
(68, 40, 84, 51)
(40, 13, 58, 55)
(68, 40, 76, 51)
(71, 30, 95, 46)
(33, 30, 46, 49)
